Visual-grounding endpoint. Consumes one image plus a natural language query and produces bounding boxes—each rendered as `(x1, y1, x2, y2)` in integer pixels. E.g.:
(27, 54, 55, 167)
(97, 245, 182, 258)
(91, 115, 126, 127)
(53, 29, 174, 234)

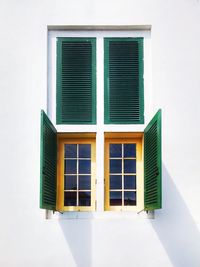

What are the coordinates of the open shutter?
(56, 38, 96, 124)
(104, 38, 144, 124)
(40, 110, 57, 210)
(144, 110, 162, 210)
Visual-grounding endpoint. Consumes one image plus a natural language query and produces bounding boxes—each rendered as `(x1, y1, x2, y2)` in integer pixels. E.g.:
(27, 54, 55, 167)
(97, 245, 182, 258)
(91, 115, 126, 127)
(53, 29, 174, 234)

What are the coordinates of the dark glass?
(110, 144, 122, 158)
(110, 175, 122, 190)
(110, 191, 122, 206)
(79, 160, 91, 174)
(124, 191, 136, 206)
(65, 160, 77, 174)
(65, 144, 77, 158)
(124, 159, 136, 173)
(79, 175, 91, 190)
(110, 159, 122, 173)
(64, 175, 77, 190)
(124, 144, 136, 158)
(64, 192, 77, 206)
(79, 191, 91, 206)
(79, 144, 91, 158)
(124, 175, 136, 189)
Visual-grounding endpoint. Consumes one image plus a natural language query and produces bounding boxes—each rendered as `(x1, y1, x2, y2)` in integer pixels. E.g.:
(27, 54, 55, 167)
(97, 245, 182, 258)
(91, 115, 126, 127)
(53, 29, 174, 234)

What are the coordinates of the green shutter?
(40, 110, 57, 210)
(104, 38, 144, 124)
(144, 109, 162, 210)
(57, 38, 96, 124)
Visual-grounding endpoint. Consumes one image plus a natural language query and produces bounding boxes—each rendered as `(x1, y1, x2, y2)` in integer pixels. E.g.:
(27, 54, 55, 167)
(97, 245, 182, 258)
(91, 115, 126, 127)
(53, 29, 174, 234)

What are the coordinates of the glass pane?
(79, 175, 91, 190)
(64, 192, 77, 206)
(124, 144, 136, 158)
(124, 175, 136, 189)
(79, 191, 91, 206)
(65, 144, 77, 158)
(65, 160, 77, 174)
(64, 175, 77, 190)
(110, 144, 122, 158)
(79, 160, 91, 174)
(79, 144, 91, 158)
(110, 175, 122, 190)
(110, 159, 122, 173)
(124, 191, 136, 206)
(110, 191, 122, 206)
(124, 159, 136, 173)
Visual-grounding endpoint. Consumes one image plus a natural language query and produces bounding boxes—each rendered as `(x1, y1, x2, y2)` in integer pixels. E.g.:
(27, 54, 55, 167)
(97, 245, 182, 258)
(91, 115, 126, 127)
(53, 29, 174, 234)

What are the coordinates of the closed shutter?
(104, 38, 144, 124)
(40, 110, 57, 210)
(57, 38, 96, 124)
(144, 110, 162, 210)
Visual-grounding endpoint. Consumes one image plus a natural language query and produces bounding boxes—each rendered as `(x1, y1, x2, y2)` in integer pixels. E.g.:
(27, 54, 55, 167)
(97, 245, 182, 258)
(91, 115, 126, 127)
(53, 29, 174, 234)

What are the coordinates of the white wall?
(0, 1, 200, 266)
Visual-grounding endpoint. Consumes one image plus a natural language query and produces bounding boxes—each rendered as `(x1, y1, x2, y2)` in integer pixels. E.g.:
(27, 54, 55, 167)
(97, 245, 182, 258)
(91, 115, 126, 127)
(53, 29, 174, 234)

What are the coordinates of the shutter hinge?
(137, 208, 144, 214)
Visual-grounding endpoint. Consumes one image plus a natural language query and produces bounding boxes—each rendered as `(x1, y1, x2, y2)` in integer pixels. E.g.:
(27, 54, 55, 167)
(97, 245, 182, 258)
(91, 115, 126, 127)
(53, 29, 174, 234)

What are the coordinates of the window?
(40, 110, 162, 212)
(104, 134, 144, 211)
(56, 135, 96, 211)
(40, 30, 162, 213)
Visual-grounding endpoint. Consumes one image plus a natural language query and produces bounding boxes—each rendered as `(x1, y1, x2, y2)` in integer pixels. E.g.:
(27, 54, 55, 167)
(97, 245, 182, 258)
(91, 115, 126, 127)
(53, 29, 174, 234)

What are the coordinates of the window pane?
(124, 144, 136, 158)
(124, 159, 136, 173)
(79, 144, 91, 158)
(110, 144, 122, 158)
(110, 175, 122, 190)
(124, 175, 136, 189)
(110, 159, 122, 173)
(64, 175, 77, 190)
(124, 191, 136, 206)
(110, 191, 122, 206)
(79, 160, 91, 174)
(65, 160, 77, 174)
(79, 175, 91, 190)
(65, 144, 77, 158)
(64, 192, 77, 206)
(79, 191, 91, 206)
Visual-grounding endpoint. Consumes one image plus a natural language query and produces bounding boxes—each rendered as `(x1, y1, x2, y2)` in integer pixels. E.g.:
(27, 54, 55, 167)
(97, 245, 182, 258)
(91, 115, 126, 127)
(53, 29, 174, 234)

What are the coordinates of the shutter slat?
(144, 110, 162, 210)
(104, 38, 144, 124)
(57, 38, 96, 124)
(40, 110, 57, 210)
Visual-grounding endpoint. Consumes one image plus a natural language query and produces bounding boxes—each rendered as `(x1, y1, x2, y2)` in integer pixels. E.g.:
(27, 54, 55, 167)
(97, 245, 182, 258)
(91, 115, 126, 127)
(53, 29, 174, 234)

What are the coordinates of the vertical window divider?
(96, 36, 105, 212)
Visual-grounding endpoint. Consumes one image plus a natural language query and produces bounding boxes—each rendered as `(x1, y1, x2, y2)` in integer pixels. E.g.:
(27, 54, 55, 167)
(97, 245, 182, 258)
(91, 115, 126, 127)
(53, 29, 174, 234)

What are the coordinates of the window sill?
(44, 210, 155, 220)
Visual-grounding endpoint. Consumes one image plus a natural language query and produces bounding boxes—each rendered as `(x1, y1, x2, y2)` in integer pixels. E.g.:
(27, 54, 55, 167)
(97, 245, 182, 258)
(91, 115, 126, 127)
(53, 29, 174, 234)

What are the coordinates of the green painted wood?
(56, 38, 96, 124)
(40, 110, 57, 210)
(144, 109, 162, 210)
(104, 38, 144, 124)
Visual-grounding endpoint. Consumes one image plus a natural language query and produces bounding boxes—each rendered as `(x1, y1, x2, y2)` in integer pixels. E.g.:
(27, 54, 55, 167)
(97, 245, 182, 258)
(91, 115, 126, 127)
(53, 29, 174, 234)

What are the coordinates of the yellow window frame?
(57, 133, 96, 212)
(104, 133, 144, 211)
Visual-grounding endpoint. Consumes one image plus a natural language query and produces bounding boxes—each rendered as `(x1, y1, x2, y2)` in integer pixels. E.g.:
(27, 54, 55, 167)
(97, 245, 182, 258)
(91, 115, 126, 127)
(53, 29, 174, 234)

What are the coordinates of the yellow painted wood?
(56, 136, 96, 212)
(58, 133, 96, 139)
(104, 134, 144, 211)
(104, 132, 143, 139)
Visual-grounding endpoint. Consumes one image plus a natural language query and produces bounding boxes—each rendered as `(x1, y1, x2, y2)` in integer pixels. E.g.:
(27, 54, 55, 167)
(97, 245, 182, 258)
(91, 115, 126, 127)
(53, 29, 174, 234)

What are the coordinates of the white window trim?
(47, 29, 152, 216)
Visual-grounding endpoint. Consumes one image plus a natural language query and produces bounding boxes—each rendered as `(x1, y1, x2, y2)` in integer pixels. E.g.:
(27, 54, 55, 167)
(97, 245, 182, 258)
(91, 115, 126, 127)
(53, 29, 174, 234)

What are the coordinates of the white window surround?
(46, 29, 152, 218)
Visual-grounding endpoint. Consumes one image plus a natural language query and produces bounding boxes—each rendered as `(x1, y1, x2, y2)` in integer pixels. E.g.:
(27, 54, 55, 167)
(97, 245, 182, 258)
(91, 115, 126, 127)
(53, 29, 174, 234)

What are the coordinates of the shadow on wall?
(59, 214, 92, 267)
(151, 165, 200, 267)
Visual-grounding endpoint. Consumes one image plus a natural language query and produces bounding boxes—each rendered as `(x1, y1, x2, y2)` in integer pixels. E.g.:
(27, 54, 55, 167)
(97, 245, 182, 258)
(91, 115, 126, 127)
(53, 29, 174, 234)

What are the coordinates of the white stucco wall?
(0, 1, 200, 267)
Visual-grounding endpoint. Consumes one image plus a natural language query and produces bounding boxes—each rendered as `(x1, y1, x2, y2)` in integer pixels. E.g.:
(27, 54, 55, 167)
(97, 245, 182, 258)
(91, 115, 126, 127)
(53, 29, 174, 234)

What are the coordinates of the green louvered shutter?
(144, 110, 162, 210)
(104, 38, 144, 124)
(40, 110, 57, 210)
(57, 38, 96, 124)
